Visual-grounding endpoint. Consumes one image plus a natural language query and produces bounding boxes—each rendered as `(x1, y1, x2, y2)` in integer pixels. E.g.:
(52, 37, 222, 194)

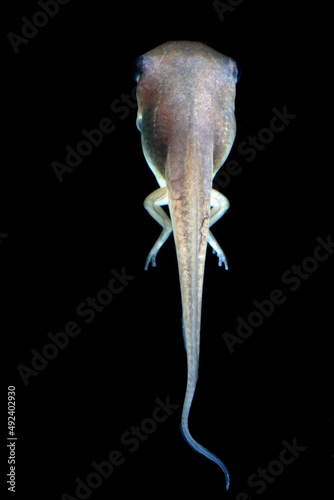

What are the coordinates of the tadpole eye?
(132, 56, 144, 82)
(234, 61, 241, 83)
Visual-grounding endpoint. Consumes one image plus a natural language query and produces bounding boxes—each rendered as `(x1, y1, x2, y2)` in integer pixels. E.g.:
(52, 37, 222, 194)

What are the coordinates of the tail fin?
(167, 133, 230, 490)
(181, 377, 230, 490)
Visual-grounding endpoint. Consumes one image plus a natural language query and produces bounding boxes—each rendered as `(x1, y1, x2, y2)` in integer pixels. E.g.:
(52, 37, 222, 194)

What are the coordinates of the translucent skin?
(135, 41, 238, 490)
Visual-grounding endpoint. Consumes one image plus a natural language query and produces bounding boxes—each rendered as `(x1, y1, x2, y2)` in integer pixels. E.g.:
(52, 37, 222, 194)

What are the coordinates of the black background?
(2, 1, 333, 499)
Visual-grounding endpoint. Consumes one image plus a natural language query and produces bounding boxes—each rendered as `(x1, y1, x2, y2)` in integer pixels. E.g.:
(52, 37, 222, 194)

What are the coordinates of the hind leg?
(208, 189, 230, 269)
(143, 187, 172, 270)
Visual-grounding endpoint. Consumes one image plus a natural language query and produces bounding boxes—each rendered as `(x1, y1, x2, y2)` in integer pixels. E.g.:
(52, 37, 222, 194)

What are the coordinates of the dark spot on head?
(132, 56, 146, 82)
(233, 61, 241, 83)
